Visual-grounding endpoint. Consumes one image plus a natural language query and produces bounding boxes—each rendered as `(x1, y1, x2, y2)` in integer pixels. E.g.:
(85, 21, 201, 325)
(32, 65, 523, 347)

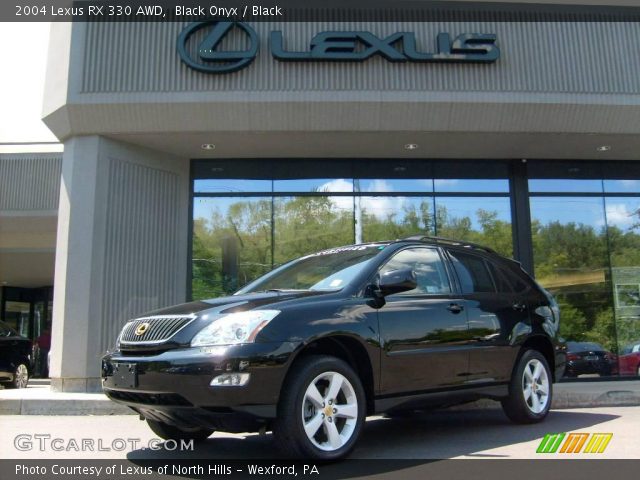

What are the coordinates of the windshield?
(237, 244, 387, 294)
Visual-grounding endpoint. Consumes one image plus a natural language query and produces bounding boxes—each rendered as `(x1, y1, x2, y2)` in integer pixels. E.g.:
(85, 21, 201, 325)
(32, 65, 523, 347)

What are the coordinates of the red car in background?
(619, 342, 640, 376)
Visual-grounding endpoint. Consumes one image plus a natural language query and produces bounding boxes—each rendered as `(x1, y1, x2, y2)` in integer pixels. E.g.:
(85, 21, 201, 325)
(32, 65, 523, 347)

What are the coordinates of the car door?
(378, 247, 470, 395)
(446, 250, 529, 384)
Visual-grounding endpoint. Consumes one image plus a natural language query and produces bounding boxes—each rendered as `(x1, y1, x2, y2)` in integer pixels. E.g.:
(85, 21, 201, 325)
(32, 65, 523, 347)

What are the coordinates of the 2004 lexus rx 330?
(102, 236, 565, 460)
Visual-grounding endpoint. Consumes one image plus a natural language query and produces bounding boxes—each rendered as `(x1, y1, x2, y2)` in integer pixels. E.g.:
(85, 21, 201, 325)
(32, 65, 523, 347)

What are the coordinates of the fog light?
(210, 373, 250, 387)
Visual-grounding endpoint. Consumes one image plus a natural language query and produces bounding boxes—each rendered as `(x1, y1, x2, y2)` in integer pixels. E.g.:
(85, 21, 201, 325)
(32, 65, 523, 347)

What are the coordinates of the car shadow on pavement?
(126, 407, 619, 477)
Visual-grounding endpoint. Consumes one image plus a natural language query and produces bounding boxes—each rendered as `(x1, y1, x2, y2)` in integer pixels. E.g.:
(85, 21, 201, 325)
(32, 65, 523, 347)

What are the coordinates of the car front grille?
(118, 315, 196, 345)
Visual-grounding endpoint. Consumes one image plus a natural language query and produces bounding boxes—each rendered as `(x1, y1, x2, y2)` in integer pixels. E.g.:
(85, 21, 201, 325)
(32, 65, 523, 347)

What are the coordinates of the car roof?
(397, 235, 499, 255)
(315, 235, 515, 265)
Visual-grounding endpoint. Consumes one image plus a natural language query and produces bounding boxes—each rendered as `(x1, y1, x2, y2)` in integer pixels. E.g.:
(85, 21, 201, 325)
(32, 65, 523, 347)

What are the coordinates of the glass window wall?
(529, 179, 640, 378)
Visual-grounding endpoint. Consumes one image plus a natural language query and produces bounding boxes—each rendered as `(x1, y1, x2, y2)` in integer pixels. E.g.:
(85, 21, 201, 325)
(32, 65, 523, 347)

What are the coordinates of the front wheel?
(5, 364, 29, 389)
(273, 355, 366, 460)
(501, 349, 552, 424)
(146, 419, 214, 442)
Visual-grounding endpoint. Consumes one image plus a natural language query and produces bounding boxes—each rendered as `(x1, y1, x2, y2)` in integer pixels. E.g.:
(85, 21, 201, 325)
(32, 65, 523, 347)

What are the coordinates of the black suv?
(0, 320, 31, 389)
(102, 236, 565, 460)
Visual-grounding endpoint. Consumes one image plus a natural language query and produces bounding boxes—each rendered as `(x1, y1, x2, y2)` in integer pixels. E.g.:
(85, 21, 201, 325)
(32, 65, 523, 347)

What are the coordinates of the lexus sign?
(178, 21, 500, 74)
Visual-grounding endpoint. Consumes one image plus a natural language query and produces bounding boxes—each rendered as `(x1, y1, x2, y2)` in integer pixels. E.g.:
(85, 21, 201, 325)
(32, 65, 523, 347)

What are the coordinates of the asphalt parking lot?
(1, 406, 638, 460)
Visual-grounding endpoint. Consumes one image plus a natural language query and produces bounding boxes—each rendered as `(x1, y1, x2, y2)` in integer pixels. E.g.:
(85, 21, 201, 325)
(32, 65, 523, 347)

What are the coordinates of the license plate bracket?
(113, 363, 137, 388)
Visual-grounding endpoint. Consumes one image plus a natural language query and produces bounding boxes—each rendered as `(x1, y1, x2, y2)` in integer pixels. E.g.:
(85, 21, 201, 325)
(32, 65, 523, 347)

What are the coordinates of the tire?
(146, 419, 214, 442)
(273, 355, 366, 460)
(501, 349, 552, 424)
(5, 364, 29, 389)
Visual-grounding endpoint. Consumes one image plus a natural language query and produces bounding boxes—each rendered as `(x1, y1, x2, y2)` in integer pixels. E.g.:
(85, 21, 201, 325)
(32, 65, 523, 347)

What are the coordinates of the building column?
(50, 136, 189, 392)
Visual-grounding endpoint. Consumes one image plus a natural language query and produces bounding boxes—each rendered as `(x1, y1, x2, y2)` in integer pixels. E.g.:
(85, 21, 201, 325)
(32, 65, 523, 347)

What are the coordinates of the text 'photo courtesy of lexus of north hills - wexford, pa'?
(102, 236, 565, 460)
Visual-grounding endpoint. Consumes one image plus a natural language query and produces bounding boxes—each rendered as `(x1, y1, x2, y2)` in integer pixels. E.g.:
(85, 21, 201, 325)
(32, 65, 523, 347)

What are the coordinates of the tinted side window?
(448, 250, 496, 294)
(501, 265, 531, 294)
(0, 325, 11, 337)
(380, 248, 451, 295)
(487, 262, 513, 294)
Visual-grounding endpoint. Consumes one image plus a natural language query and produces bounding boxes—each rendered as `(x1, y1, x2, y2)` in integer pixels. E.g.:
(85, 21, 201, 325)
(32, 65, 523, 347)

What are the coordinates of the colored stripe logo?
(537, 433, 612, 454)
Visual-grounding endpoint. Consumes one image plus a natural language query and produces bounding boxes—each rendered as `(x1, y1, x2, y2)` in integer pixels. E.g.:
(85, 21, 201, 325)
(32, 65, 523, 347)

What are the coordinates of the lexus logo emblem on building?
(177, 22, 499, 74)
(135, 322, 150, 336)
(177, 21, 259, 73)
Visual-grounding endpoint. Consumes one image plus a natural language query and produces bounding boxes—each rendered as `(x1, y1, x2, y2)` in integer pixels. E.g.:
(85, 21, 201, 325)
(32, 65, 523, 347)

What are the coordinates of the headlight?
(191, 310, 280, 347)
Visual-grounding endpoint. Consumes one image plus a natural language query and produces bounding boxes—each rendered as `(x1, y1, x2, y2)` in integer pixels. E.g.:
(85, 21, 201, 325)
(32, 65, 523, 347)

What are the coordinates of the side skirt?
(374, 383, 509, 413)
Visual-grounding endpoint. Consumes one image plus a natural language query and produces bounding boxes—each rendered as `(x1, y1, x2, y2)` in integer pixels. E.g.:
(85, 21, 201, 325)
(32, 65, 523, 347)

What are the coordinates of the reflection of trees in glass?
(192, 199, 272, 300)
(437, 207, 512, 258)
(362, 199, 435, 243)
(193, 197, 516, 300)
(193, 195, 515, 300)
(274, 196, 354, 265)
(531, 214, 640, 355)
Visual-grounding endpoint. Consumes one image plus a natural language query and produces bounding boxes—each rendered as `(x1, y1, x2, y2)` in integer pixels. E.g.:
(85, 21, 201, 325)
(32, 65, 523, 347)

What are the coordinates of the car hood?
(141, 291, 332, 318)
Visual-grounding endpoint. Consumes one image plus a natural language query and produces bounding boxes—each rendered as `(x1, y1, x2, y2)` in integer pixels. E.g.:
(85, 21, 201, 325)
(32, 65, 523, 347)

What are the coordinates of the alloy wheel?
(522, 358, 549, 414)
(301, 371, 358, 452)
(15, 364, 29, 389)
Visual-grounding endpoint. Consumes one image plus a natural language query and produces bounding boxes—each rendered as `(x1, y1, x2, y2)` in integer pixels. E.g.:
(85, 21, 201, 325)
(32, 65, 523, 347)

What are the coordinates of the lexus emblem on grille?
(135, 322, 150, 336)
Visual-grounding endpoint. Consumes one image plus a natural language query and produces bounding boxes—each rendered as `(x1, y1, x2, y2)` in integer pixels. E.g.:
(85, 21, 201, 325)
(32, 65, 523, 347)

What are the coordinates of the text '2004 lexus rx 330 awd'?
(102, 236, 565, 460)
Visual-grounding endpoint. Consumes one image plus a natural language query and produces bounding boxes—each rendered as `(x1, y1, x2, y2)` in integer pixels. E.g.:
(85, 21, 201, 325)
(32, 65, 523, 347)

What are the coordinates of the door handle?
(447, 303, 464, 314)
(512, 302, 527, 312)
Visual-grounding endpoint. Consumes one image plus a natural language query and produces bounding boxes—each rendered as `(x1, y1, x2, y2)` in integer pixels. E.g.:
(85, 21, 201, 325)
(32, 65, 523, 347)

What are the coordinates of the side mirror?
(378, 268, 417, 296)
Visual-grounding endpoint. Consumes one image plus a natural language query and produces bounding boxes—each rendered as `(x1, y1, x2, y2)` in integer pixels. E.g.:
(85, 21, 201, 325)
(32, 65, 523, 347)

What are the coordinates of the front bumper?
(101, 342, 296, 431)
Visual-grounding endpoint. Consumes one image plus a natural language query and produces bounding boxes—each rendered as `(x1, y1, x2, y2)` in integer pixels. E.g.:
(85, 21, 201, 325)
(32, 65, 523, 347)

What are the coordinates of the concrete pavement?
(0, 406, 637, 459)
(1, 380, 639, 415)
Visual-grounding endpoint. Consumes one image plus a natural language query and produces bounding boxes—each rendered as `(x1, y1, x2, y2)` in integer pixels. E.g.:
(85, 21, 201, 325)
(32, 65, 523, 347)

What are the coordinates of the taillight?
(567, 353, 579, 361)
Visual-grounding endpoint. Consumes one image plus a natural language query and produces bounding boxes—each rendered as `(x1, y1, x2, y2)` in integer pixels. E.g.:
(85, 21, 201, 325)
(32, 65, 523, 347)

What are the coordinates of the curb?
(0, 397, 134, 416)
(551, 389, 640, 409)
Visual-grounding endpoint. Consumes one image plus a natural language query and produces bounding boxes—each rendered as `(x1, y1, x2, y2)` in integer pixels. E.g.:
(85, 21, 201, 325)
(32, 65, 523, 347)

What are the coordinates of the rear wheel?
(273, 355, 366, 460)
(146, 419, 214, 442)
(501, 349, 552, 424)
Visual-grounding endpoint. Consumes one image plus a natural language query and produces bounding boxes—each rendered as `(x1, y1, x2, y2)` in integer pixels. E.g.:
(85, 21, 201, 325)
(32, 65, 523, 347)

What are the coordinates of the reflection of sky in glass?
(358, 179, 433, 192)
(277, 195, 355, 213)
(604, 180, 640, 193)
(604, 198, 640, 229)
(194, 179, 272, 193)
(359, 196, 432, 221)
(530, 197, 605, 227)
(358, 196, 511, 230)
(193, 197, 271, 225)
(434, 179, 509, 193)
(436, 197, 511, 230)
(274, 179, 353, 192)
(529, 179, 603, 193)
(195, 178, 511, 194)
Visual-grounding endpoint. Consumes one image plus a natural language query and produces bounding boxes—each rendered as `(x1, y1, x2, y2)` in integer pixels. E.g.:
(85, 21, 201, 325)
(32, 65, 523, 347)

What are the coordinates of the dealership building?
(2, 1, 640, 391)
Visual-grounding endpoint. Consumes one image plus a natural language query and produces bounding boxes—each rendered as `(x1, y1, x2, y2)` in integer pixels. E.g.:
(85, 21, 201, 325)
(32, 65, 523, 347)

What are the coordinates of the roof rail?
(400, 235, 497, 254)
